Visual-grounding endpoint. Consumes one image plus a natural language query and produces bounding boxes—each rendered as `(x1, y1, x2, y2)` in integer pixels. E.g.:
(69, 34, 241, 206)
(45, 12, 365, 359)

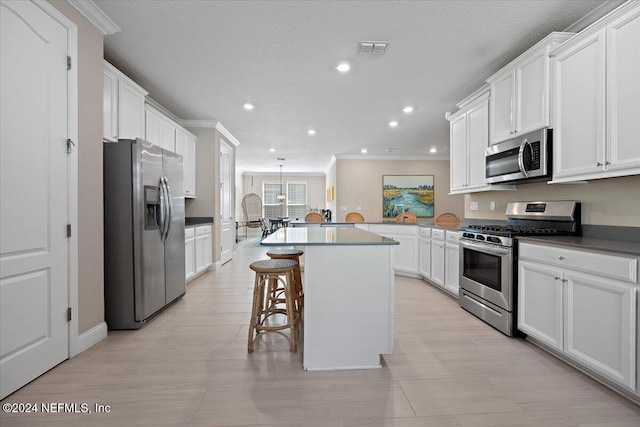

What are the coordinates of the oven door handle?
(459, 240, 510, 256)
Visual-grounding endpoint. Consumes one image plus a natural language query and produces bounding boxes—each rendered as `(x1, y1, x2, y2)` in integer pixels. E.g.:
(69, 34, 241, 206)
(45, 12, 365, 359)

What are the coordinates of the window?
(262, 181, 308, 219)
(263, 183, 283, 218)
(287, 182, 307, 219)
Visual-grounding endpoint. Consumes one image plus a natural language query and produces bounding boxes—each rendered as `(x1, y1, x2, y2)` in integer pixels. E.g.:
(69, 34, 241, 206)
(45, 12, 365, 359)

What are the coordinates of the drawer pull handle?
(554, 276, 561, 280)
(558, 256, 565, 260)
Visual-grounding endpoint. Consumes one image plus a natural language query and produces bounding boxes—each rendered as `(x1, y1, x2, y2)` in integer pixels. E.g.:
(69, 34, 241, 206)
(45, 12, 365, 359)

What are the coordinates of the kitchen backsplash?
(465, 174, 640, 227)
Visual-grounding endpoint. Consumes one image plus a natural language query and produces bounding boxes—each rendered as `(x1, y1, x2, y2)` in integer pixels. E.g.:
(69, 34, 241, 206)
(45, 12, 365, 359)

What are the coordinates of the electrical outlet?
(356, 206, 362, 211)
(340, 206, 347, 211)
(470, 201, 479, 211)
(490, 201, 496, 211)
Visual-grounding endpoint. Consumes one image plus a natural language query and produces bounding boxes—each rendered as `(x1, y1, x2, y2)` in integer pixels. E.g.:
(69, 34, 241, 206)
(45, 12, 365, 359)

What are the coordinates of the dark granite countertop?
(517, 236, 640, 257)
(185, 217, 214, 227)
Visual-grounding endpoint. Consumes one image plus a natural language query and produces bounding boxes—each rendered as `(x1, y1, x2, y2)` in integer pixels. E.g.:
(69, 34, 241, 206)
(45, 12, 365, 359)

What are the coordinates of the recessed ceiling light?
(243, 103, 254, 110)
(307, 129, 316, 135)
(269, 148, 275, 152)
(389, 121, 398, 128)
(335, 62, 350, 73)
(430, 147, 437, 153)
(402, 106, 414, 113)
(361, 148, 368, 154)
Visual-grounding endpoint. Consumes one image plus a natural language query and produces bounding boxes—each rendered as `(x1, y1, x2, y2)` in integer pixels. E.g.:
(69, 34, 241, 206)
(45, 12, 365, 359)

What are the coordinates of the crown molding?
(563, 0, 627, 33)
(67, 0, 120, 35)
(215, 122, 240, 146)
(144, 97, 180, 123)
(181, 119, 219, 128)
(335, 154, 450, 161)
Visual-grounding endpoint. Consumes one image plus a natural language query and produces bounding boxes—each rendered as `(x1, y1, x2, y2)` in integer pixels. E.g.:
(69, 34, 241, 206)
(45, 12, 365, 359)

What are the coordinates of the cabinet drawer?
(432, 229, 446, 241)
(195, 225, 212, 236)
(185, 227, 195, 238)
(419, 227, 431, 238)
(446, 231, 459, 244)
(519, 242, 638, 283)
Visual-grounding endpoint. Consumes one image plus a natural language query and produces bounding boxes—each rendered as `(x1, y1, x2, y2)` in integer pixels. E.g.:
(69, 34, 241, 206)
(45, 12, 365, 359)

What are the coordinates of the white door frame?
(33, 0, 81, 358)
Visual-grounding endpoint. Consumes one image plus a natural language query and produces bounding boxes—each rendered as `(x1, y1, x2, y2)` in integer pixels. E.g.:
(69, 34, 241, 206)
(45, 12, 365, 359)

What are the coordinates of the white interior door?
(0, 0, 70, 399)
(220, 140, 234, 265)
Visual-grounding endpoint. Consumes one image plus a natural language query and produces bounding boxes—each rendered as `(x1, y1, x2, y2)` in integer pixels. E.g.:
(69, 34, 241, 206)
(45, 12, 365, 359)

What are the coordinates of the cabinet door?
(145, 108, 175, 151)
(449, 113, 467, 192)
(490, 70, 515, 144)
(419, 237, 431, 279)
(202, 234, 212, 269)
(430, 240, 445, 287)
(103, 69, 118, 141)
(118, 80, 145, 139)
(185, 237, 195, 281)
(517, 49, 548, 135)
(391, 234, 418, 275)
(607, 7, 640, 174)
(518, 260, 563, 351)
(564, 271, 636, 389)
(195, 235, 206, 274)
(175, 129, 196, 197)
(184, 135, 196, 198)
(553, 30, 606, 181)
(465, 98, 489, 190)
(444, 244, 459, 296)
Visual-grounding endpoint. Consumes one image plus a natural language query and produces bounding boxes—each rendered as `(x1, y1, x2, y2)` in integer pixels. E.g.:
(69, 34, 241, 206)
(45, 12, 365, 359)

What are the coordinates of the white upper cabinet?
(145, 104, 176, 152)
(448, 90, 493, 194)
(487, 33, 574, 145)
(551, 2, 640, 182)
(606, 5, 640, 175)
(175, 128, 197, 198)
(103, 61, 148, 142)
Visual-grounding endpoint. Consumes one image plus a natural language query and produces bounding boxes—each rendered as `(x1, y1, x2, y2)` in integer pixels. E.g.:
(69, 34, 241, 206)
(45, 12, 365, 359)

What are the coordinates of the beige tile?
(2, 243, 638, 427)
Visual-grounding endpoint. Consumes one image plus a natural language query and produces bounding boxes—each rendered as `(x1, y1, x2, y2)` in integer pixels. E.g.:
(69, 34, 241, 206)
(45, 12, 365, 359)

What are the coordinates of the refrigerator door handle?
(158, 178, 167, 241)
(163, 176, 172, 239)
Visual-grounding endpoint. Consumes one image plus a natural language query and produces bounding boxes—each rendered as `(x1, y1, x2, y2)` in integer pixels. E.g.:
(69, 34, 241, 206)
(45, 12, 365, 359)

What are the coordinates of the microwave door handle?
(518, 139, 531, 177)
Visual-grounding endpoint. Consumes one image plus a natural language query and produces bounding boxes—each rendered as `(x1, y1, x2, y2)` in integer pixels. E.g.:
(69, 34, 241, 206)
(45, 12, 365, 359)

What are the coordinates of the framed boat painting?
(382, 175, 434, 218)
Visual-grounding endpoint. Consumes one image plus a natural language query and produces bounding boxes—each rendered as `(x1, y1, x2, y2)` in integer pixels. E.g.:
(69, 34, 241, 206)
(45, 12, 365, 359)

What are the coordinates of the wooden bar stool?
(266, 248, 304, 315)
(248, 259, 299, 353)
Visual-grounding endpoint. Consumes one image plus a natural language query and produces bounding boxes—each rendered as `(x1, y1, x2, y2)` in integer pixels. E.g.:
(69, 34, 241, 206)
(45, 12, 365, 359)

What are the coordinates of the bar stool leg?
(248, 272, 263, 353)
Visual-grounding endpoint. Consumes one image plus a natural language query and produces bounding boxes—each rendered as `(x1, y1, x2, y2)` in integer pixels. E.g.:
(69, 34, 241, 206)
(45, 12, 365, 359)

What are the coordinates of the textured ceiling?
(95, 0, 608, 174)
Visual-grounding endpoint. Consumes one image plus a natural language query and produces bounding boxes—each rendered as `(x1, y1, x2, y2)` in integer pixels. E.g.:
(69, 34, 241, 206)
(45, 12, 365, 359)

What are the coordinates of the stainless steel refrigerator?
(104, 138, 185, 329)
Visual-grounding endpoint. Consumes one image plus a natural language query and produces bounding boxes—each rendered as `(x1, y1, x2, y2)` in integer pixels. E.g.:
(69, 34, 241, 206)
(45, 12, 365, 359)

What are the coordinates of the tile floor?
(1, 237, 639, 426)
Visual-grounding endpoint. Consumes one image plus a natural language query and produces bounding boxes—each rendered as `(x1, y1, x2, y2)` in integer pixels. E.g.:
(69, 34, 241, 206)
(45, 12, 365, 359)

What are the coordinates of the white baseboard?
(71, 322, 107, 357)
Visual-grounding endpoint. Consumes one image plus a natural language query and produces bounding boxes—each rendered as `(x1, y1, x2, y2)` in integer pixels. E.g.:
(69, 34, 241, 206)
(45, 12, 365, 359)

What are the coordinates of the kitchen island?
(261, 227, 398, 370)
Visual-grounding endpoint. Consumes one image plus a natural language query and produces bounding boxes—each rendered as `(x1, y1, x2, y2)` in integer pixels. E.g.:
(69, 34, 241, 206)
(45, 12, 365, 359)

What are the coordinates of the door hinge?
(66, 138, 75, 153)
(67, 224, 72, 237)
(67, 56, 71, 70)
(67, 307, 72, 322)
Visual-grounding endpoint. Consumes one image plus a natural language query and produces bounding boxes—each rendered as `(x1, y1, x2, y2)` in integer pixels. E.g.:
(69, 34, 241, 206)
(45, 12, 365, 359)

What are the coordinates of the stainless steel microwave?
(485, 128, 552, 184)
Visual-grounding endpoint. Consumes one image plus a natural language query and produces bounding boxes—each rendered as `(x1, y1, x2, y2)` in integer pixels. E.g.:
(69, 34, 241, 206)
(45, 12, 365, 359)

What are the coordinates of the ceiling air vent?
(358, 41, 389, 55)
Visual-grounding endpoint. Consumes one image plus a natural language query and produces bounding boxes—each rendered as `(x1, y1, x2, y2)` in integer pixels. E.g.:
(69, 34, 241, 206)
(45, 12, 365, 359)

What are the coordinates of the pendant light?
(276, 164, 286, 202)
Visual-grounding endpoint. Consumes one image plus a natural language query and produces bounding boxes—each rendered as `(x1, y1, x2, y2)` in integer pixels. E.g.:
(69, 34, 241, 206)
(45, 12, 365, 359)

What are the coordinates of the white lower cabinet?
(185, 228, 195, 281)
(518, 241, 638, 391)
(444, 241, 460, 296)
(430, 239, 446, 288)
(419, 236, 431, 279)
(187, 225, 213, 281)
(368, 225, 418, 276)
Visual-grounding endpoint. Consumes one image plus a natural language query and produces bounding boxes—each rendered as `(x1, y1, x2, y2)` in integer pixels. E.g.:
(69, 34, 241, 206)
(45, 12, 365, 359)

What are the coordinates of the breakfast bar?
(261, 227, 399, 370)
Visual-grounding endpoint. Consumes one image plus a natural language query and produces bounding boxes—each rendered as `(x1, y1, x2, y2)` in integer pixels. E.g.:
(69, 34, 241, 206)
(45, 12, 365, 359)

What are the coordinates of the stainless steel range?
(459, 201, 581, 336)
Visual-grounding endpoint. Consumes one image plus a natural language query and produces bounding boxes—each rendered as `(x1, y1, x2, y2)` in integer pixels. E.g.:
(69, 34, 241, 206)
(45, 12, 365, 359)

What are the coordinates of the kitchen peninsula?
(261, 227, 398, 370)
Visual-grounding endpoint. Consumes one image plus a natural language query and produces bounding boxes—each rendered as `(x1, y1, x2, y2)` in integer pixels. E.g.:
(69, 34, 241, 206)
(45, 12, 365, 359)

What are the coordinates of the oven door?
(459, 239, 512, 311)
